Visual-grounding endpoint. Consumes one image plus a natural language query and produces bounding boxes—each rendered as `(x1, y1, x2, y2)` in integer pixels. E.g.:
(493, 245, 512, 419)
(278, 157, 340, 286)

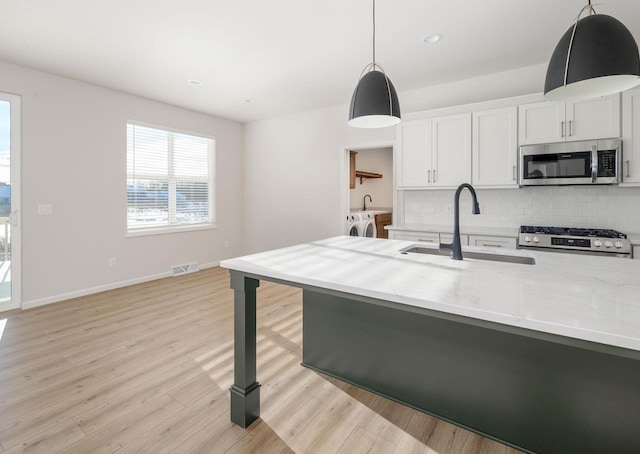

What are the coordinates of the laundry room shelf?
(355, 170, 383, 184)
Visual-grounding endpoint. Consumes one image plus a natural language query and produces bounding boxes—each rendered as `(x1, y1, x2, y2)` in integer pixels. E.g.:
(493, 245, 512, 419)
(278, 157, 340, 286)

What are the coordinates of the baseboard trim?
(21, 261, 220, 310)
(0, 300, 20, 312)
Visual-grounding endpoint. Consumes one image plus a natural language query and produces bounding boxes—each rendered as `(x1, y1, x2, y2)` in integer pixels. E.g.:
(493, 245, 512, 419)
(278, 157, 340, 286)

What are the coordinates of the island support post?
(229, 271, 261, 428)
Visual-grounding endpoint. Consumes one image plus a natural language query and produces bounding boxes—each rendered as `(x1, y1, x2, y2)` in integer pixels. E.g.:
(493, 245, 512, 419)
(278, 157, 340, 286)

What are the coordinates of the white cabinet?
(633, 246, 640, 260)
(388, 230, 469, 246)
(397, 114, 471, 189)
(622, 88, 640, 184)
(472, 106, 518, 188)
(431, 113, 472, 187)
(468, 235, 517, 249)
(397, 119, 431, 187)
(440, 233, 469, 245)
(518, 101, 565, 145)
(518, 94, 620, 145)
(389, 231, 439, 243)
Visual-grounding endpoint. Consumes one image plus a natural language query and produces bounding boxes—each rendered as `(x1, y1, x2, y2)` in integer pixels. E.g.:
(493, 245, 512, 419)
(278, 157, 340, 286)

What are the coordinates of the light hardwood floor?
(0, 267, 523, 454)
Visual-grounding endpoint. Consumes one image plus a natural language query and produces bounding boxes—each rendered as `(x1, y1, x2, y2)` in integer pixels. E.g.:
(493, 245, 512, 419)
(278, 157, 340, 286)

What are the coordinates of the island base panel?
(302, 289, 640, 454)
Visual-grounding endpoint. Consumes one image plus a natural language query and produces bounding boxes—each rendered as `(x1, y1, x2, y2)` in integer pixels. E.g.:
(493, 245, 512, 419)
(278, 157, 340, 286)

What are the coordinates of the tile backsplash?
(404, 186, 640, 233)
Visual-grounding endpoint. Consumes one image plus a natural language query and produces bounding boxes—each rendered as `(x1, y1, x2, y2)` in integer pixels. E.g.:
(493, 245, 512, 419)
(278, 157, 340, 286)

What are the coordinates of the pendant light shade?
(544, 5, 640, 101)
(348, 0, 401, 128)
(348, 65, 401, 128)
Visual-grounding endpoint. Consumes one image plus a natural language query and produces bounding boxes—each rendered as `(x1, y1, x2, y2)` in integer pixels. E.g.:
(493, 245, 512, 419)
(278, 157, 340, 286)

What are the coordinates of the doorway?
(0, 92, 21, 311)
(342, 142, 395, 237)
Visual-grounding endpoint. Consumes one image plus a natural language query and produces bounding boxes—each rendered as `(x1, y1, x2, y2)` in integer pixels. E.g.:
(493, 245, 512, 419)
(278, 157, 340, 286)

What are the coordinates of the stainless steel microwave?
(519, 138, 621, 186)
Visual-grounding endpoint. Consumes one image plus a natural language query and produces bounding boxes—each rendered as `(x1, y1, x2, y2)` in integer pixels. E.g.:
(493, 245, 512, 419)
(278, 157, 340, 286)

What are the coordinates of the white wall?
(243, 64, 548, 253)
(0, 61, 244, 307)
(349, 147, 393, 211)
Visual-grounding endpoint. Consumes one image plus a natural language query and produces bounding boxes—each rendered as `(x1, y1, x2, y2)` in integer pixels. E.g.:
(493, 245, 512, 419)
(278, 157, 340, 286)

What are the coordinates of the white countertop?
(221, 236, 640, 352)
(385, 224, 519, 237)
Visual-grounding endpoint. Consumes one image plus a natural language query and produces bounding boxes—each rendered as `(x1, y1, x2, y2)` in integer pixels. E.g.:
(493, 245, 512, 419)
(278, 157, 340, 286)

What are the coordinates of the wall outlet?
(108, 258, 116, 268)
(445, 205, 452, 214)
(38, 204, 52, 215)
(224, 241, 229, 248)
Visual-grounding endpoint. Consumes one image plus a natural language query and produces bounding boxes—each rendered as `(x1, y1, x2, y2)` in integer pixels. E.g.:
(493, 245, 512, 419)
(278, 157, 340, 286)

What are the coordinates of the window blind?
(127, 123, 215, 232)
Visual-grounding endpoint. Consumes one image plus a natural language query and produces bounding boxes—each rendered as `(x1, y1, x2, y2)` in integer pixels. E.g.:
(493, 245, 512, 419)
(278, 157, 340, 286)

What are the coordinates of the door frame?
(0, 92, 21, 311)
(340, 140, 396, 235)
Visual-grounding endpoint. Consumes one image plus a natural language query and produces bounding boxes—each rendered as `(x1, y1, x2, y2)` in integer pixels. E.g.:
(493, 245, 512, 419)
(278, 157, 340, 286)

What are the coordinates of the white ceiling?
(1, 1, 639, 123)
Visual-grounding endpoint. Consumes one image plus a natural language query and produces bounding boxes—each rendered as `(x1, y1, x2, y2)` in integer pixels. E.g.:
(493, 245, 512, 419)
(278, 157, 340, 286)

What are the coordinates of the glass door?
(0, 93, 20, 310)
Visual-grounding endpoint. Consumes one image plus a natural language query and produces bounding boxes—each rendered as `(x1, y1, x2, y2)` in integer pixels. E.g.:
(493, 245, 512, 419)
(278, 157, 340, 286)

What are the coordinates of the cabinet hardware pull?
(482, 243, 502, 247)
(433, 169, 437, 182)
(626, 160, 631, 178)
(418, 238, 434, 242)
(561, 121, 565, 137)
(568, 120, 573, 136)
(512, 165, 516, 181)
(428, 170, 431, 183)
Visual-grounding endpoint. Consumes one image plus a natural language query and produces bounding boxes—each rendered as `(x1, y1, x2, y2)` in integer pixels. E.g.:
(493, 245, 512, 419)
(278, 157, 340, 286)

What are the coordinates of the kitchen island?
(220, 236, 640, 454)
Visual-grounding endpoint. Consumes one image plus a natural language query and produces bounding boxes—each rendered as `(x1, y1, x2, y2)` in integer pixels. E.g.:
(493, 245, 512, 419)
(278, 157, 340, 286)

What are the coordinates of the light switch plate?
(38, 204, 52, 215)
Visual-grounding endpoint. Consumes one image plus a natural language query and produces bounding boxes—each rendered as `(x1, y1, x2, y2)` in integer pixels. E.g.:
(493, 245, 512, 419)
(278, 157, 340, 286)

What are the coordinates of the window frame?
(126, 120, 216, 237)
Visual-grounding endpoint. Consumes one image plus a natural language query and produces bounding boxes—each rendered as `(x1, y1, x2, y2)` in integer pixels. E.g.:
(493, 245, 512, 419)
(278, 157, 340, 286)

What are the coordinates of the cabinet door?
(468, 235, 517, 249)
(389, 231, 439, 243)
(518, 101, 565, 145)
(566, 94, 620, 141)
(622, 88, 640, 184)
(432, 113, 472, 187)
(397, 119, 431, 187)
(472, 106, 518, 187)
(440, 233, 468, 246)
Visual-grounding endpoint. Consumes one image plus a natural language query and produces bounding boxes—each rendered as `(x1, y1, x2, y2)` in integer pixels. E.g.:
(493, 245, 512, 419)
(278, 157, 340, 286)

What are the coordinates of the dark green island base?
(229, 271, 640, 454)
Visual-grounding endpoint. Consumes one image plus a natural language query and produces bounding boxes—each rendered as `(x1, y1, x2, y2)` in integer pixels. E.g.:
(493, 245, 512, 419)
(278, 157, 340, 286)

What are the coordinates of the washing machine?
(347, 213, 361, 236)
(358, 212, 377, 238)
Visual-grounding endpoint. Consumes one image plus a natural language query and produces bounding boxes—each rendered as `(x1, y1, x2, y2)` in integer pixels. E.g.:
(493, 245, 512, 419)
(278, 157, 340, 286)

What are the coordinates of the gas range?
(518, 225, 632, 258)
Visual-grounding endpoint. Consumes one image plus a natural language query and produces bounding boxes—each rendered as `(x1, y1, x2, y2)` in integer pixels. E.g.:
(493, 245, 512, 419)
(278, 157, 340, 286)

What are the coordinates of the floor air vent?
(171, 263, 200, 276)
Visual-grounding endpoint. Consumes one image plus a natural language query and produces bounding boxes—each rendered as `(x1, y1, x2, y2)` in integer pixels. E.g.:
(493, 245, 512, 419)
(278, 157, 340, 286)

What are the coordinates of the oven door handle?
(591, 145, 598, 183)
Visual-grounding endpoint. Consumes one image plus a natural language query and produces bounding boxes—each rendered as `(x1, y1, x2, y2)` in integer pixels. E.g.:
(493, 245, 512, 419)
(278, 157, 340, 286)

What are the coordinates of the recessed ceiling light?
(421, 33, 442, 44)
(245, 98, 256, 103)
(188, 79, 203, 86)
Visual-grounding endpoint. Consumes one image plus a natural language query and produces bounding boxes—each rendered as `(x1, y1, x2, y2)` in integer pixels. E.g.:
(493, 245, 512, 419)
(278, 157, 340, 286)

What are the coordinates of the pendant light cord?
(372, 0, 376, 65)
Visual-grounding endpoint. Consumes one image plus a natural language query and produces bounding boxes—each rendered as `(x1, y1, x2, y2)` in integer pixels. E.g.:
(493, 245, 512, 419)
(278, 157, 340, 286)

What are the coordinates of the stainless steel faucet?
(363, 194, 372, 211)
(440, 183, 480, 260)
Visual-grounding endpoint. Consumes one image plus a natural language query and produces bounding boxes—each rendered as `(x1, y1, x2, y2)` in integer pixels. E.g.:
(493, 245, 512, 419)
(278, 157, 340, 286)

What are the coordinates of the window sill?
(126, 222, 216, 238)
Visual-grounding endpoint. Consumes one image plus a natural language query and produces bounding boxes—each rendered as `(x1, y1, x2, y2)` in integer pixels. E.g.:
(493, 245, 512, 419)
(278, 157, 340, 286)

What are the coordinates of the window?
(127, 122, 215, 234)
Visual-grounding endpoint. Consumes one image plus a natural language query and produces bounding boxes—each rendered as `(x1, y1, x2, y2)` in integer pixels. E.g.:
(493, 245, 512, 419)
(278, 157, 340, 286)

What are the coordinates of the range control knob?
(533, 236, 540, 243)
(524, 235, 531, 243)
(593, 240, 603, 247)
(604, 241, 613, 248)
(615, 241, 624, 249)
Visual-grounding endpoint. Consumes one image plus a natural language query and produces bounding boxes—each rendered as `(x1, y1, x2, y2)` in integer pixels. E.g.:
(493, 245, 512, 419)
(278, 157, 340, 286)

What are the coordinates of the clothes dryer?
(358, 212, 377, 238)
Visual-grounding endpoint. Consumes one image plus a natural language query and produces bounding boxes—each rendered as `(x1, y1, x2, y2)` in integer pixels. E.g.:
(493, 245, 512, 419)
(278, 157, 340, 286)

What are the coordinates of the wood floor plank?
(1, 420, 85, 454)
(61, 395, 184, 454)
(0, 267, 522, 454)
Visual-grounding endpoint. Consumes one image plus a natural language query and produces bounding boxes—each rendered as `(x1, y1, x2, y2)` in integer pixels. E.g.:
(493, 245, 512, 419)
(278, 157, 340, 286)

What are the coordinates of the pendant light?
(544, 1, 640, 101)
(348, 0, 401, 128)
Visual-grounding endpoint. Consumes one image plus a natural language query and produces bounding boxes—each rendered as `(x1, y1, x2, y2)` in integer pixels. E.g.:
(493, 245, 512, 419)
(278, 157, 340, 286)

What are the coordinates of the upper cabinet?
(518, 94, 620, 145)
(472, 106, 518, 188)
(397, 114, 471, 189)
(432, 113, 472, 187)
(622, 88, 640, 184)
(397, 119, 431, 187)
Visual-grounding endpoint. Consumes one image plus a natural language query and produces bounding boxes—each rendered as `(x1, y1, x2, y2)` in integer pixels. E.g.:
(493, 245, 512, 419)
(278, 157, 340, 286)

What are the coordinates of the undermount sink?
(400, 246, 536, 265)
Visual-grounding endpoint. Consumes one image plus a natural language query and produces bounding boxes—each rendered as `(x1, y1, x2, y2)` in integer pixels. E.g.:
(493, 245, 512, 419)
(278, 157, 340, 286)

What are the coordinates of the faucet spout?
(363, 194, 372, 211)
(440, 183, 481, 260)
